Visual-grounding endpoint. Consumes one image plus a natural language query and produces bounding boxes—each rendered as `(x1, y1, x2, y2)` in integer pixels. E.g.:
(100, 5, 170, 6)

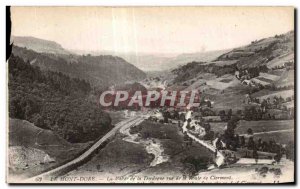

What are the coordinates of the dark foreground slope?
(8, 118, 89, 180)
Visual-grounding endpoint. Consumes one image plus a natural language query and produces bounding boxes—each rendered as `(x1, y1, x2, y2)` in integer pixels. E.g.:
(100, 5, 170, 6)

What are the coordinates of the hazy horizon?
(11, 7, 294, 55)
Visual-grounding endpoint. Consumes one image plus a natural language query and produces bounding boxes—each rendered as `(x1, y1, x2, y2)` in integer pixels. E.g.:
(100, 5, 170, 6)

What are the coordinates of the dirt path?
(240, 129, 294, 136)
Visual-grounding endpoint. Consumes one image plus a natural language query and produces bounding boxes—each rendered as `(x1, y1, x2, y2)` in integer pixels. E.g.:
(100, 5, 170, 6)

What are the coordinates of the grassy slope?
(209, 82, 251, 111)
(8, 119, 89, 179)
(170, 31, 294, 112)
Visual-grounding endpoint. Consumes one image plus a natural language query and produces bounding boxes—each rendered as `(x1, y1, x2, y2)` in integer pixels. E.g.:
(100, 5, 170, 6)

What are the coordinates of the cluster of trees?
(202, 122, 215, 141)
(9, 55, 112, 143)
(244, 106, 264, 121)
(214, 118, 292, 162)
(182, 156, 211, 177)
(264, 83, 294, 92)
(236, 65, 269, 81)
(217, 135, 289, 162)
(260, 95, 294, 110)
(244, 105, 293, 121)
(159, 109, 181, 123)
(217, 116, 240, 150)
(191, 103, 293, 124)
(184, 109, 293, 162)
(215, 104, 293, 122)
(219, 109, 232, 122)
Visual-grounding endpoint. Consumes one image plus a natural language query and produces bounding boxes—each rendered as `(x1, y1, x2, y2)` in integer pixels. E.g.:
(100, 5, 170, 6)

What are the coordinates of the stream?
(120, 123, 169, 167)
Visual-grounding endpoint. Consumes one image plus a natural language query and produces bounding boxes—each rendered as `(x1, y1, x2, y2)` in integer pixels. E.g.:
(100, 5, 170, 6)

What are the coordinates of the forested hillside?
(8, 55, 112, 143)
(12, 45, 146, 89)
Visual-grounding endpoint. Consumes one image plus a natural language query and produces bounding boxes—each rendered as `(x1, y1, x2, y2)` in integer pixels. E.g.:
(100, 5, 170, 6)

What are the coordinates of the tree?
(247, 128, 253, 135)
(173, 110, 179, 120)
(219, 110, 226, 121)
(207, 101, 212, 108)
(223, 117, 239, 150)
(253, 149, 258, 164)
(203, 122, 211, 133)
(244, 106, 259, 120)
(180, 113, 185, 121)
(286, 141, 294, 161)
(203, 123, 214, 141)
(240, 136, 246, 147)
(31, 113, 46, 129)
(247, 137, 255, 150)
(227, 109, 232, 120)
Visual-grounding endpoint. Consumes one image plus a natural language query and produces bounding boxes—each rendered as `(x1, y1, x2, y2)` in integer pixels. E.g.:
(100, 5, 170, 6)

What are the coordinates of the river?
(119, 122, 169, 167)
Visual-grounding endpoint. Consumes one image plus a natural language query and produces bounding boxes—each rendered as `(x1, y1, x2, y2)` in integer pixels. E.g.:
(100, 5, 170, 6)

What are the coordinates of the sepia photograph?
(6, 6, 295, 184)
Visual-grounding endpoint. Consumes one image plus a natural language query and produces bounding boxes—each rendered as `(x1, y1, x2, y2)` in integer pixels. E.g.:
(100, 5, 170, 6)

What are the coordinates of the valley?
(8, 30, 294, 183)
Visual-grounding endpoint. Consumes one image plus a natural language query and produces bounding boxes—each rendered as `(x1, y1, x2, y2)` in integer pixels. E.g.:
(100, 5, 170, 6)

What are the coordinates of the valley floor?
(63, 118, 294, 184)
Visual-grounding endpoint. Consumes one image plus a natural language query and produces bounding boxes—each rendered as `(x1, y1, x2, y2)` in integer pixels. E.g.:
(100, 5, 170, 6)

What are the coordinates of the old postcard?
(7, 6, 295, 184)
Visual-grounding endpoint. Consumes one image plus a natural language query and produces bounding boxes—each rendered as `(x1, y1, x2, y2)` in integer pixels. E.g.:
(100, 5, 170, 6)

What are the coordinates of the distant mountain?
(117, 53, 174, 72)
(12, 45, 146, 89)
(72, 49, 230, 72)
(128, 50, 231, 71)
(12, 36, 71, 54)
(216, 31, 294, 69)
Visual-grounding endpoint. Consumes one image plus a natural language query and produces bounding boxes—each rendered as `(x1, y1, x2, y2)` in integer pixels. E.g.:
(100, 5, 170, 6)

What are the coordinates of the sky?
(11, 7, 294, 54)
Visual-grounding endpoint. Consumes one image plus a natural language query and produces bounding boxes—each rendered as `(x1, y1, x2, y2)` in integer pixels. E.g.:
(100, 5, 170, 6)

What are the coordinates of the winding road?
(27, 116, 144, 182)
(183, 111, 225, 167)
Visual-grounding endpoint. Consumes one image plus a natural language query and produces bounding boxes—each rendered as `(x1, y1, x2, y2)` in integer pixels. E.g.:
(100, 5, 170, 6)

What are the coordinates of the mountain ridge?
(12, 45, 146, 89)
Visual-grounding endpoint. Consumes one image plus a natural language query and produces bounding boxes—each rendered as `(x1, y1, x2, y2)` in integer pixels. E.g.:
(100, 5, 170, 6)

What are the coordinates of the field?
(252, 130, 294, 145)
(267, 52, 294, 68)
(236, 120, 294, 134)
(274, 70, 294, 88)
(252, 89, 294, 101)
(251, 72, 282, 86)
(210, 120, 294, 134)
(209, 122, 227, 134)
(209, 119, 294, 145)
(209, 83, 251, 111)
(251, 78, 271, 86)
(206, 75, 238, 90)
(282, 101, 294, 109)
(259, 73, 280, 81)
(66, 137, 153, 179)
